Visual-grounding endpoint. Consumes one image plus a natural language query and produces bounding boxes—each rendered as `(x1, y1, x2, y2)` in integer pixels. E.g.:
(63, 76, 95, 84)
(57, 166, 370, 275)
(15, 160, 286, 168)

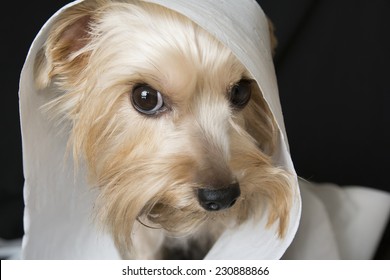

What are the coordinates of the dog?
(34, 0, 293, 259)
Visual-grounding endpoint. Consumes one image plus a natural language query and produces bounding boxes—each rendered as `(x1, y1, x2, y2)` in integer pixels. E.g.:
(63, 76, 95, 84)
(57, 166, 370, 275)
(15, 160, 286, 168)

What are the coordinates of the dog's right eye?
(131, 85, 164, 115)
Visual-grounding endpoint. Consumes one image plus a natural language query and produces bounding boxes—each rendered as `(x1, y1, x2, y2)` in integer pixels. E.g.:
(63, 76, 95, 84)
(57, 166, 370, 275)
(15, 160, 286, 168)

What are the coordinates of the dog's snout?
(198, 182, 240, 211)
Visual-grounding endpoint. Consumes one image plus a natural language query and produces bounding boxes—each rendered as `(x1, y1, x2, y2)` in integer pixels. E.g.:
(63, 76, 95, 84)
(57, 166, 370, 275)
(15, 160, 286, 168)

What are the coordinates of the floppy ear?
(267, 18, 278, 57)
(34, 1, 99, 89)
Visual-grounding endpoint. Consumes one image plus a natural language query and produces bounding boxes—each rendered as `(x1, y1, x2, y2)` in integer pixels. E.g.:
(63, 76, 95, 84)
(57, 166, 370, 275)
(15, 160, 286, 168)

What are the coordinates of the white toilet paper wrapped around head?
(19, 0, 301, 259)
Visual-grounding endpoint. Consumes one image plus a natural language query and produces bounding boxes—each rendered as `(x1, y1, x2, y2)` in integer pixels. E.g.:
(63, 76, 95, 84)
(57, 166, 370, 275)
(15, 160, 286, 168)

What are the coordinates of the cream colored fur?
(34, 0, 293, 259)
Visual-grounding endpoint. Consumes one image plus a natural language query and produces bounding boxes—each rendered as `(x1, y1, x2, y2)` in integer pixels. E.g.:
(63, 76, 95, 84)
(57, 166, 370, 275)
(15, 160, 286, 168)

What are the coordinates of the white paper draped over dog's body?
(19, 0, 301, 259)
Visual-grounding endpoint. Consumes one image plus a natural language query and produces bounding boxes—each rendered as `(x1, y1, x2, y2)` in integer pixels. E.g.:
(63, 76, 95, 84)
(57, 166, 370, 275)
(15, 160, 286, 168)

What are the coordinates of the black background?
(1, 0, 389, 258)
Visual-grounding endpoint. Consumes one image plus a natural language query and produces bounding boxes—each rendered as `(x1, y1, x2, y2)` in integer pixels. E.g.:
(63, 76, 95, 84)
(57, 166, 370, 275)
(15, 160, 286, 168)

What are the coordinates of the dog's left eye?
(229, 79, 252, 109)
(131, 85, 164, 115)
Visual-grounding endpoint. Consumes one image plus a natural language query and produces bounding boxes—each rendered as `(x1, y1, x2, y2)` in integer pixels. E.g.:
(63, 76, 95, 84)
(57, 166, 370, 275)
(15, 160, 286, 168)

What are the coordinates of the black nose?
(198, 182, 240, 211)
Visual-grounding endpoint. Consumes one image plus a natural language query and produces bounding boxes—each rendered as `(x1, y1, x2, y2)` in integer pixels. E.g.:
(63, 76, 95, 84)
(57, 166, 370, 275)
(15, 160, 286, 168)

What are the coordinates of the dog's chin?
(144, 203, 208, 234)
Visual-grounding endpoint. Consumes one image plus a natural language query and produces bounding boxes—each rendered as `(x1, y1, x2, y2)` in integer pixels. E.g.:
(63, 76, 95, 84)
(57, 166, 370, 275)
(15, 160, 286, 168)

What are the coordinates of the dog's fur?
(34, 0, 293, 259)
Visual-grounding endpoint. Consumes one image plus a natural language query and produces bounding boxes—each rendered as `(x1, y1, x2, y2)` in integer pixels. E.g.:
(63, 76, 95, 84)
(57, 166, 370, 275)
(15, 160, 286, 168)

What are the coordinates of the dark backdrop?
(1, 0, 388, 258)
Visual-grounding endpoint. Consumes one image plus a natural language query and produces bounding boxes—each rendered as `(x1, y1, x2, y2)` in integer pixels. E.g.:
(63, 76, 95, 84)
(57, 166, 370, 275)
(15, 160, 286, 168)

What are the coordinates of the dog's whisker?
(136, 216, 162, 230)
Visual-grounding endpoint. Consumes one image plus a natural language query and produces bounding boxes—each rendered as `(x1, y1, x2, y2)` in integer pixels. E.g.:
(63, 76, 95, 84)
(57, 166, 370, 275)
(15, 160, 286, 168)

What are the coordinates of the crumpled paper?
(19, 0, 301, 259)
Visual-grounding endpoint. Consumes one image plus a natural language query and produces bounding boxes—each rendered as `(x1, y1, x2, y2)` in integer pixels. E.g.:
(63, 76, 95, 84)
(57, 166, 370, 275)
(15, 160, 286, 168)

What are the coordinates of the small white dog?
(34, 0, 293, 259)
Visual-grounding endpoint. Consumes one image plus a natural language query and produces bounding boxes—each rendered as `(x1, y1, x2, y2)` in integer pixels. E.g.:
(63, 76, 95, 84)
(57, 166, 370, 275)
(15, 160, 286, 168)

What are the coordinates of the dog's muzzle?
(197, 183, 240, 211)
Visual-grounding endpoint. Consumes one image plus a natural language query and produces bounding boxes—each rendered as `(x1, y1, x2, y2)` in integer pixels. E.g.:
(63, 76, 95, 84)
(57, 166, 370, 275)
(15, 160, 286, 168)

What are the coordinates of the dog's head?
(35, 0, 292, 254)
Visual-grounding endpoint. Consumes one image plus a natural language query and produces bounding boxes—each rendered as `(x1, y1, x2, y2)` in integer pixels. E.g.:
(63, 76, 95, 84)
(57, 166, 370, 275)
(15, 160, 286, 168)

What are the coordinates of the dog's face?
(35, 0, 292, 257)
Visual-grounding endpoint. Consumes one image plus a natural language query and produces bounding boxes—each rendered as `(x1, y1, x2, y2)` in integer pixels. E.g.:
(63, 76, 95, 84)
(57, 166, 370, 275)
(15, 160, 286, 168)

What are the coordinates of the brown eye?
(229, 79, 252, 109)
(131, 85, 164, 115)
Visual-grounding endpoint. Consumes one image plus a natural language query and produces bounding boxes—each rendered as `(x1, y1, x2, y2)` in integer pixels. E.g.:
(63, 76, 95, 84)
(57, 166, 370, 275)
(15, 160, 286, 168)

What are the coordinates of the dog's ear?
(267, 18, 278, 57)
(34, 1, 99, 89)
